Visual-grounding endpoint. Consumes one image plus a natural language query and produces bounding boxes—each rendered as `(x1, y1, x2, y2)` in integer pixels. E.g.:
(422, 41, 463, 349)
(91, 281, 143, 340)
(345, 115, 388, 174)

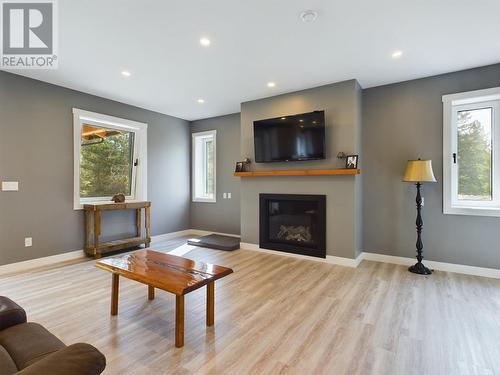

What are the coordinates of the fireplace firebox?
(259, 194, 326, 258)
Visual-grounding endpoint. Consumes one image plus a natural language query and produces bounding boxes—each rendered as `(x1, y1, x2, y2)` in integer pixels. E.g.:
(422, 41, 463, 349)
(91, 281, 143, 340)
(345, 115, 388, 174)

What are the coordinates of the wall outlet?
(2, 181, 19, 191)
(25, 237, 32, 247)
(228, 192, 232, 199)
(223, 193, 227, 199)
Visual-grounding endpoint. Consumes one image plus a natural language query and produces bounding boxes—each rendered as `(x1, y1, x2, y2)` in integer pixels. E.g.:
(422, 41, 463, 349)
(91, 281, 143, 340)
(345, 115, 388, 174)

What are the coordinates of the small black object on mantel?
(242, 158, 251, 172)
(235, 162, 244, 172)
(402, 159, 437, 275)
(235, 158, 252, 172)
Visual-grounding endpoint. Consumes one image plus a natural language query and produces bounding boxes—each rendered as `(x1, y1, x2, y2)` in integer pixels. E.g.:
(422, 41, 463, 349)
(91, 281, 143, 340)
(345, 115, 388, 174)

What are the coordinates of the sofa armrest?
(0, 297, 26, 331)
(16, 343, 106, 375)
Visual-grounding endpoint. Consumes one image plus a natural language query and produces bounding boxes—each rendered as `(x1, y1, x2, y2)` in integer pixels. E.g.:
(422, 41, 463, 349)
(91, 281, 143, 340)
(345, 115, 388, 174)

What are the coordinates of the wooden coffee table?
(95, 249, 233, 347)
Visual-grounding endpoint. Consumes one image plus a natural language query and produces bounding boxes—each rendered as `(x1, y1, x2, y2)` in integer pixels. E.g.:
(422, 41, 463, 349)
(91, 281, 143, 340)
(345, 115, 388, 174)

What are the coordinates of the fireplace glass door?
(259, 194, 326, 258)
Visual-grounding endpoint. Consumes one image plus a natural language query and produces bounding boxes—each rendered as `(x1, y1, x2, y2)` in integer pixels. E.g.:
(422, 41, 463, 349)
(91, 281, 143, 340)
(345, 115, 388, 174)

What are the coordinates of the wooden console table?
(83, 201, 151, 258)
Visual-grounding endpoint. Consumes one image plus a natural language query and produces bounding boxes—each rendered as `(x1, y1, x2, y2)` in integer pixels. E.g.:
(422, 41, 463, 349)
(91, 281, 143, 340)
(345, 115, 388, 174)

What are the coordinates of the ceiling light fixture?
(392, 50, 403, 59)
(197, 98, 205, 103)
(121, 70, 131, 77)
(200, 37, 211, 47)
(267, 81, 276, 88)
(300, 10, 318, 23)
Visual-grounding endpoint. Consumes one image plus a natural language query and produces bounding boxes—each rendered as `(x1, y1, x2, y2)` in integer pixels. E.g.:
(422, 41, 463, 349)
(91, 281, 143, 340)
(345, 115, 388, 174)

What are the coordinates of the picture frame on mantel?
(345, 155, 358, 169)
(235, 162, 244, 172)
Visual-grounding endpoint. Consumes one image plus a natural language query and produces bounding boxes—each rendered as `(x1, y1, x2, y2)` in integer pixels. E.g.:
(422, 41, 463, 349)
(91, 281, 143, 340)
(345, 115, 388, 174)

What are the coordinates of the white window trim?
(73, 108, 148, 210)
(192, 130, 217, 203)
(443, 87, 500, 217)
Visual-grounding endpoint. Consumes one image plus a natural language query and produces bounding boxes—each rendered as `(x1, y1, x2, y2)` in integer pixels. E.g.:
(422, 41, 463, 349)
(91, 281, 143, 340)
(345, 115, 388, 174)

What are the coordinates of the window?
(192, 130, 216, 202)
(443, 87, 500, 216)
(73, 109, 147, 209)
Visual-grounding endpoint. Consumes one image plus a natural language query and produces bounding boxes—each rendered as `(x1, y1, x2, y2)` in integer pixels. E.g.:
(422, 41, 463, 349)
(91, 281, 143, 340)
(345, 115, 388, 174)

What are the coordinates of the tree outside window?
(457, 108, 492, 201)
(80, 124, 135, 198)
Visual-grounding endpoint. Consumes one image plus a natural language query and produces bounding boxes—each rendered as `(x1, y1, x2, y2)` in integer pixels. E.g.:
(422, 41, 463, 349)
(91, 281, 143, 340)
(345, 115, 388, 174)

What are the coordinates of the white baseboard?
(151, 229, 240, 243)
(151, 229, 193, 243)
(187, 229, 241, 238)
(240, 243, 500, 278)
(362, 252, 500, 279)
(2, 229, 498, 280)
(0, 249, 85, 276)
(0, 229, 239, 276)
(362, 253, 414, 266)
(240, 242, 362, 268)
(327, 254, 363, 268)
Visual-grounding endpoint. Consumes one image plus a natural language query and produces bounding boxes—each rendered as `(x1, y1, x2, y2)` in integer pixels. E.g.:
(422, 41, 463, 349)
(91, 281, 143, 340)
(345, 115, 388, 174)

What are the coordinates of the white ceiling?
(6, 0, 500, 121)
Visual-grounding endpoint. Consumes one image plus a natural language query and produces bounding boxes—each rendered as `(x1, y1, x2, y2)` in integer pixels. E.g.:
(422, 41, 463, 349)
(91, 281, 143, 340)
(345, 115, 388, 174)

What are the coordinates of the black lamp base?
(408, 262, 432, 275)
(409, 182, 432, 276)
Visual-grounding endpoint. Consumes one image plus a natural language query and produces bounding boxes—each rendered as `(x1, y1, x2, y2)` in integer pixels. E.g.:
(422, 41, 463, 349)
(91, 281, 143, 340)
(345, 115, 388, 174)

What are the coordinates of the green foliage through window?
(205, 139, 214, 195)
(457, 108, 492, 201)
(192, 131, 216, 201)
(80, 124, 135, 198)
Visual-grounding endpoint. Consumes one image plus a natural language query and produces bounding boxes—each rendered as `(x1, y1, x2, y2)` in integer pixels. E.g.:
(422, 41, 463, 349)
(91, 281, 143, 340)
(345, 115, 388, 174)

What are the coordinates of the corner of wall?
(354, 80, 363, 257)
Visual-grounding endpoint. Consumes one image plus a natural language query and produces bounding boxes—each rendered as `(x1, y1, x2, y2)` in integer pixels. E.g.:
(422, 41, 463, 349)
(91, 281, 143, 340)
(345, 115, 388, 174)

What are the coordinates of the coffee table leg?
(148, 285, 155, 300)
(175, 295, 184, 348)
(111, 273, 119, 316)
(207, 281, 214, 326)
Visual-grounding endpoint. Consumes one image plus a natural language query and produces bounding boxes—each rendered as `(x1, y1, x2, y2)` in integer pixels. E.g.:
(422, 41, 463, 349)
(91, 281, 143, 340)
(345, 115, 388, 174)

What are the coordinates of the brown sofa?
(0, 296, 106, 375)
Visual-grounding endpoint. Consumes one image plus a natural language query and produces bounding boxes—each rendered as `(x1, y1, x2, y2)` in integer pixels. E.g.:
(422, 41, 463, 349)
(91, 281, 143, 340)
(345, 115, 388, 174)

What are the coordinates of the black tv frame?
(253, 110, 326, 163)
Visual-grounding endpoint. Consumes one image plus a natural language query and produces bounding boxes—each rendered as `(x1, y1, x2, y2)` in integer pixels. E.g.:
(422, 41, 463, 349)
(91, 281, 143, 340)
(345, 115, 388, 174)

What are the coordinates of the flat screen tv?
(253, 110, 325, 163)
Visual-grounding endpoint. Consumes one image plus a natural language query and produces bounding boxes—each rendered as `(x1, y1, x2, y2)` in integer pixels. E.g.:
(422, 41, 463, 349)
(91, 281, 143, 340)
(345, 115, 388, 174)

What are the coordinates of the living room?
(1, 1, 500, 374)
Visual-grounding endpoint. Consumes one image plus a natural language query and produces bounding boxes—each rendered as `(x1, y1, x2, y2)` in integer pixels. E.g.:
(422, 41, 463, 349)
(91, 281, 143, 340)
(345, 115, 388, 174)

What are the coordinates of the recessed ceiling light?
(281, 117, 286, 120)
(200, 37, 211, 47)
(267, 81, 276, 88)
(121, 70, 131, 77)
(392, 50, 403, 59)
(300, 10, 318, 23)
(197, 98, 205, 103)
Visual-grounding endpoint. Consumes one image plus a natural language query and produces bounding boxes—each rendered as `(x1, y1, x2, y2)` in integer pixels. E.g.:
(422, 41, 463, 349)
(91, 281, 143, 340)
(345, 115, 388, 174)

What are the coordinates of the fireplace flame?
(277, 225, 312, 242)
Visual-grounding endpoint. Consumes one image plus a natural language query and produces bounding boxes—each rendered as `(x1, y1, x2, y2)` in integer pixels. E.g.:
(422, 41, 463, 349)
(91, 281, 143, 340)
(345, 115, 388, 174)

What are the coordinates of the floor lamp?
(403, 159, 437, 275)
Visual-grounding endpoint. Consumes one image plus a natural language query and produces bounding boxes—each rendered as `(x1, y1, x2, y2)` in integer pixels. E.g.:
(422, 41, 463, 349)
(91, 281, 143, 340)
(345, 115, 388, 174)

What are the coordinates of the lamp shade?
(403, 159, 437, 182)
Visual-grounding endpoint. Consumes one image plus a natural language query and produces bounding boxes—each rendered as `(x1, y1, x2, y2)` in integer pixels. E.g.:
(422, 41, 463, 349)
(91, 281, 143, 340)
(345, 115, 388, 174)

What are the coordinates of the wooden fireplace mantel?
(233, 169, 360, 177)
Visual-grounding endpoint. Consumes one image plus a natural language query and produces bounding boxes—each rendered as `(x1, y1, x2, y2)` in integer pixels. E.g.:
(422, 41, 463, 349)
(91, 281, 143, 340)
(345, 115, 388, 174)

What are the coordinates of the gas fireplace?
(259, 194, 326, 258)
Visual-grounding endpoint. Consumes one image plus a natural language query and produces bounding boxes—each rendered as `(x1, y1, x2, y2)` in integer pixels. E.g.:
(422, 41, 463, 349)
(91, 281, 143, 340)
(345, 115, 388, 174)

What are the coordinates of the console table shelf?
(83, 201, 151, 258)
(233, 169, 360, 177)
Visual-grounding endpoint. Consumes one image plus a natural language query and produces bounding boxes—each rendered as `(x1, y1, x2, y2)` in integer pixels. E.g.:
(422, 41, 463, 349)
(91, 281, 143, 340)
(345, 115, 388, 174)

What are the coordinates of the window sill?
(192, 198, 217, 203)
(444, 206, 500, 217)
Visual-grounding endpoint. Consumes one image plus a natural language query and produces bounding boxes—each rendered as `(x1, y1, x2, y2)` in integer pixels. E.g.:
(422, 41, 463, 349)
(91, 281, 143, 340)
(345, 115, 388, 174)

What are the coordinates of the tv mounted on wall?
(253, 110, 326, 163)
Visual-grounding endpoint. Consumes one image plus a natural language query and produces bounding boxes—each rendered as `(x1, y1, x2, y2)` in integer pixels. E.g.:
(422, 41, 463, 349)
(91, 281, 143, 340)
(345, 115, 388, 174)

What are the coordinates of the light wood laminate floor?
(1, 237, 500, 375)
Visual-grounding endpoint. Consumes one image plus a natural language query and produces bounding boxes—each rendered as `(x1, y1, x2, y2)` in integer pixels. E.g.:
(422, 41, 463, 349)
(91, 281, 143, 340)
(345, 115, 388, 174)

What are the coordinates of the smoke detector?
(300, 10, 318, 23)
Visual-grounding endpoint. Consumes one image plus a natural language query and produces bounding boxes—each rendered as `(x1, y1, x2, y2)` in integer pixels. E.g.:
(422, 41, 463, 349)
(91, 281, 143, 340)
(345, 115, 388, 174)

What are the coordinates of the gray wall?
(0, 71, 190, 266)
(190, 113, 241, 235)
(240, 80, 363, 259)
(4, 62, 500, 269)
(363, 63, 500, 269)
